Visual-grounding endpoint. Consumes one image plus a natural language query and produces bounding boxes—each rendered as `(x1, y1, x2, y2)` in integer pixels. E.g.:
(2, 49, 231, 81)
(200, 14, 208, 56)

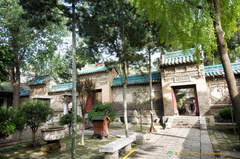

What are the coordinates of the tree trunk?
(212, 0, 240, 137)
(71, 1, 77, 158)
(148, 50, 156, 132)
(32, 129, 37, 147)
(81, 121, 85, 145)
(9, 50, 21, 110)
(121, 61, 129, 138)
(123, 80, 129, 137)
(12, 78, 20, 110)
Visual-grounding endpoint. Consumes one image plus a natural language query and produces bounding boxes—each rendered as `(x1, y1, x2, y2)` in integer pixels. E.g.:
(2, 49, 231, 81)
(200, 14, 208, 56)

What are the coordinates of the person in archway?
(184, 103, 191, 115)
(189, 101, 195, 114)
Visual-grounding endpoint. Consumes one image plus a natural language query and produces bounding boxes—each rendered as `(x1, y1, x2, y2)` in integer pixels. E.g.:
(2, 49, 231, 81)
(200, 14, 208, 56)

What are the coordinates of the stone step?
(172, 123, 200, 128)
(171, 116, 200, 128)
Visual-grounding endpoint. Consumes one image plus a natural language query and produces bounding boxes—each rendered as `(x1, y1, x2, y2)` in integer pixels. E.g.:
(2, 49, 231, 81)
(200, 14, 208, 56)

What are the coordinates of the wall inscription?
(174, 75, 191, 82)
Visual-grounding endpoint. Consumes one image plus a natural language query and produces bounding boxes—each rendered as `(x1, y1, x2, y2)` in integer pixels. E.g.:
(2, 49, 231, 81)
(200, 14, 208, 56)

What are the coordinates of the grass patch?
(0, 134, 116, 159)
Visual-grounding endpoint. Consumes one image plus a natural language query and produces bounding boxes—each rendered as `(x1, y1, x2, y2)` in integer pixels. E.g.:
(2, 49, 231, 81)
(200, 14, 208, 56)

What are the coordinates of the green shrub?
(219, 107, 233, 120)
(12, 110, 26, 132)
(58, 113, 83, 135)
(88, 104, 116, 123)
(59, 113, 83, 135)
(20, 99, 54, 147)
(59, 113, 83, 126)
(0, 107, 16, 138)
(178, 106, 185, 115)
(0, 107, 26, 139)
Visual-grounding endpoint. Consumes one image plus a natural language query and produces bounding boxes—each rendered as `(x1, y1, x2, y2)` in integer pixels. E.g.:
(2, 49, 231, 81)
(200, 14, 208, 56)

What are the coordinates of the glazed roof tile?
(78, 64, 107, 75)
(29, 74, 50, 85)
(49, 83, 72, 93)
(204, 62, 240, 77)
(0, 82, 13, 92)
(20, 87, 30, 96)
(161, 48, 197, 66)
(112, 72, 161, 87)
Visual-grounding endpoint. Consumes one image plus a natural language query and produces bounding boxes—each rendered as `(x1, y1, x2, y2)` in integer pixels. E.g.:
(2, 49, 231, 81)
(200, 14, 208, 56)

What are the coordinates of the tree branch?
(185, 0, 203, 10)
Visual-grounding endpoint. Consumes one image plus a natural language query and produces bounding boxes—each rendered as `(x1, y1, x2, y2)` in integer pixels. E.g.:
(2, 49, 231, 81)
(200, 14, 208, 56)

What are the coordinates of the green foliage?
(219, 107, 233, 120)
(88, 104, 116, 123)
(0, 48, 12, 82)
(0, 107, 26, 139)
(0, 107, 16, 138)
(20, 99, 53, 147)
(1, 0, 67, 108)
(20, 99, 54, 130)
(12, 110, 26, 132)
(177, 106, 185, 115)
(58, 113, 83, 126)
(132, 0, 240, 59)
(78, 0, 150, 69)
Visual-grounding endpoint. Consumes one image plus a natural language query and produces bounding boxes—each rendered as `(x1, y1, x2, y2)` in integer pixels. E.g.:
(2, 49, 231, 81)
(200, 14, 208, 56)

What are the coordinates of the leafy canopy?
(0, 0, 67, 74)
(0, 48, 13, 82)
(132, 0, 240, 59)
(78, 0, 150, 67)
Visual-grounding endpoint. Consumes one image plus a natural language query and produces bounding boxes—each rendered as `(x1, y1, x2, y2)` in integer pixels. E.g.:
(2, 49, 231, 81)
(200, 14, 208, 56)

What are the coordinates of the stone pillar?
(63, 96, 68, 115)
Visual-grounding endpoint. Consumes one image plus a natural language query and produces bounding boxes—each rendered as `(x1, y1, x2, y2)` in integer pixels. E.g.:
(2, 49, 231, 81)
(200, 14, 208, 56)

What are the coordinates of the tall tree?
(132, 0, 240, 136)
(19, 0, 81, 157)
(78, 0, 150, 137)
(78, 78, 95, 145)
(0, 0, 65, 109)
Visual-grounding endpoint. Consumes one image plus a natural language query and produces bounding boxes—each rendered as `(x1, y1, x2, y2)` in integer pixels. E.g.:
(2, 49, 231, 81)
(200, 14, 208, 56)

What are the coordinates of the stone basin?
(41, 127, 66, 142)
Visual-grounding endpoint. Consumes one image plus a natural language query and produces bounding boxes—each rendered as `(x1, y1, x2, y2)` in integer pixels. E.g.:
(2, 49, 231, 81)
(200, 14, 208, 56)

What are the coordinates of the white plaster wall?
(79, 69, 117, 103)
(112, 83, 163, 122)
(161, 64, 210, 116)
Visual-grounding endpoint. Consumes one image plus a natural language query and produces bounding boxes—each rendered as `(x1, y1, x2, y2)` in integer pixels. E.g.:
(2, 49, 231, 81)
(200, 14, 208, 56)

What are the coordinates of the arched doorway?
(172, 85, 199, 116)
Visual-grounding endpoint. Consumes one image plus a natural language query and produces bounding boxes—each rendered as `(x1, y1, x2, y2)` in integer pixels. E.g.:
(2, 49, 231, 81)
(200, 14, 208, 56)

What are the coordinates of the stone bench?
(99, 137, 133, 159)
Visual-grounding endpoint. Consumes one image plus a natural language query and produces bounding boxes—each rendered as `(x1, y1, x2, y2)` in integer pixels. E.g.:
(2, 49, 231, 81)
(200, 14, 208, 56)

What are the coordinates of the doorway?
(172, 85, 199, 116)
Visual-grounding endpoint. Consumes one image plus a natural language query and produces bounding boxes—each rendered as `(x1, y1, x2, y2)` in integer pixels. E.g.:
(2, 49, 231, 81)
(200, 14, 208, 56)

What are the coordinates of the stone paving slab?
(207, 126, 240, 159)
(2, 124, 238, 159)
(127, 128, 215, 159)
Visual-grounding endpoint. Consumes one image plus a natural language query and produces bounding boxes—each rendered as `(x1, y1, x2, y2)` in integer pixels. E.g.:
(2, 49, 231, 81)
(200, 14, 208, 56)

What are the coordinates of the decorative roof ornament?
(49, 83, 73, 93)
(78, 63, 107, 75)
(28, 74, 57, 86)
(160, 48, 198, 66)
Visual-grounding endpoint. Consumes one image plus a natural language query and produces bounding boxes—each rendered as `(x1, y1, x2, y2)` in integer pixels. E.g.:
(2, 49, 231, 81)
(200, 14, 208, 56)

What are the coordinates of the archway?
(172, 85, 199, 116)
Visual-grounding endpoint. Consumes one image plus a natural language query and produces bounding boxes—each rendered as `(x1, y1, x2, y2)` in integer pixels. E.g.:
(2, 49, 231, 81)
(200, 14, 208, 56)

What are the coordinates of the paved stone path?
(208, 126, 240, 159)
(127, 128, 215, 159)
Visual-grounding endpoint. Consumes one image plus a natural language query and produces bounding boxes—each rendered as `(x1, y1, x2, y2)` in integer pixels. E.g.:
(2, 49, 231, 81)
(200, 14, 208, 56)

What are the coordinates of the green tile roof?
(204, 62, 240, 77)
(112, 72, 161, 87)
(20, 87, 30, 96)
(29, 75, 50, 85)
(0, 82, 13, 92)
(78, 64, 107, 75)
(161, 48, 197, 66)
(49, 83, 72, 93)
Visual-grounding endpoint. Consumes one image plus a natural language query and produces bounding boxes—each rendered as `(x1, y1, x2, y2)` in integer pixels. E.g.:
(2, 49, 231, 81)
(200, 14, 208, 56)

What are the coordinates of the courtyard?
(0, 123, 239, 159)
